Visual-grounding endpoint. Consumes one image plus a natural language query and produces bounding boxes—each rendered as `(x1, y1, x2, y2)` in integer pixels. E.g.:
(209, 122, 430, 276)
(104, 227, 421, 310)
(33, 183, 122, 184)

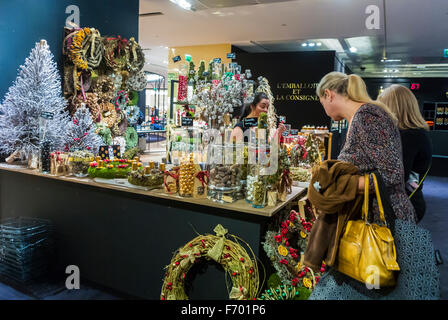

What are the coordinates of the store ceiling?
(139, 0, 448, 78)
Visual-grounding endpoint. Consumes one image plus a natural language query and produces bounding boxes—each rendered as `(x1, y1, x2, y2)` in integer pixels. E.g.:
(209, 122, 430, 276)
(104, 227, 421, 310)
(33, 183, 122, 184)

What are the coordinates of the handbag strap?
(362, 173, 387, 224)
(408, 163, 431, 199)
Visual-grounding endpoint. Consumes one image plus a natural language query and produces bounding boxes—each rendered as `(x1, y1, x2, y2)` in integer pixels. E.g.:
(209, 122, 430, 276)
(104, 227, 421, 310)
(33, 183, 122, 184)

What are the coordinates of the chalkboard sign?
(227, 53, 236, 59)
(172, 55, 181, 63)
(243, 117, 258, 128)
(40, 111, 54, 120)
(181, 117, 193, 127)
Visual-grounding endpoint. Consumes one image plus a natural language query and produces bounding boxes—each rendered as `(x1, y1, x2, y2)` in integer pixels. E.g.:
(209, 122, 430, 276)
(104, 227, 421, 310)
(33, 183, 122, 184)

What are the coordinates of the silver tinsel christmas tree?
(64, 105, 103, 153)
(0, 40, 70, 160)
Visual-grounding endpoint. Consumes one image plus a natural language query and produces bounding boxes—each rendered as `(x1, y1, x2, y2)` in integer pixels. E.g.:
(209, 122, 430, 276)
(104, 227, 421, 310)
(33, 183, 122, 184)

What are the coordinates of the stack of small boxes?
(0, 217, 54, 283)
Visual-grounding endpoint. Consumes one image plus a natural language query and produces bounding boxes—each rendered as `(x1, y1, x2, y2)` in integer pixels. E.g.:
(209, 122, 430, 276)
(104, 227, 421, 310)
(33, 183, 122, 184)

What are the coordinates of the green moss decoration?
(88, 161, 132, 179)
(125, 127, 138, 150)
(258, 112, 268, 129)
(127, 90, 139, 106)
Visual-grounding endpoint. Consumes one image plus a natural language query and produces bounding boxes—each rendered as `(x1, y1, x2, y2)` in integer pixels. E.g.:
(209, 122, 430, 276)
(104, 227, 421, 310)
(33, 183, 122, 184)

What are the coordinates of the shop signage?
(243, 117, 258, 128)
(181, 117, 193, 127)
(213, 58, 222, 64)
(40, 111, 54, 120)
(290, 129, 299, 135)
(275, 82, 319, 102)
(173, 55, 181, 63)
(227, 53, 236, 59)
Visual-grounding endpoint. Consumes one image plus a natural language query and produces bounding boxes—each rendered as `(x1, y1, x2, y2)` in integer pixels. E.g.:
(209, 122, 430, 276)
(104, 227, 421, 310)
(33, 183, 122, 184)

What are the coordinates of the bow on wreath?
(229, 286, 248, 300)
(178, 246, 201, 269)
(206, 224, 228, 262)
(106, 35, 128, 57)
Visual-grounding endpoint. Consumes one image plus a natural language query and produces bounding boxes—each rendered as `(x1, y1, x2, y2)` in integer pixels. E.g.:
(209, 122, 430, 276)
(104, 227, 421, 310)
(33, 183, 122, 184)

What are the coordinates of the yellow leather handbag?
(336, 173, 400, 287)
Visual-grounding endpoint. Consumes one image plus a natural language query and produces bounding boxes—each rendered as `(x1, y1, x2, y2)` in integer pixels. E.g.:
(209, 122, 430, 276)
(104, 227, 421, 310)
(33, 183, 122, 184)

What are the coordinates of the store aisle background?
(0, 175, 446, 300)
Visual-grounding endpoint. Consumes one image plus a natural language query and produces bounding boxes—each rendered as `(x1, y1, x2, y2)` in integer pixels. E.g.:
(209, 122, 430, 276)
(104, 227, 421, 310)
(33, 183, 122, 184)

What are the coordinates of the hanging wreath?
(114, 90, 129, 109)
(127, 90, 139, 106)
(125, 127, 138, 150)
(126, 37, 145, 72)
(69, 27, 91, 70)
(95, 123, 113, 145)
(263, 209, 325, 290)
(99, 102, 118, 128)
(93, 76, 115, 104)
(104, 35, 129, 71)
(124, 105, 140, 125)
(161, 224, 261, 300)
(110, 72, 123, 91)
(126, 70, 147, 92)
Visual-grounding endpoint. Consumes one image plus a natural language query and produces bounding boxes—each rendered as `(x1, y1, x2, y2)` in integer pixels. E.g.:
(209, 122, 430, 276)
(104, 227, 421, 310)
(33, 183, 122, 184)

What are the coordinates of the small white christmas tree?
(0, 40, 70, 161)
(64, 105, 103, 153)
(256, 76, 278, 131)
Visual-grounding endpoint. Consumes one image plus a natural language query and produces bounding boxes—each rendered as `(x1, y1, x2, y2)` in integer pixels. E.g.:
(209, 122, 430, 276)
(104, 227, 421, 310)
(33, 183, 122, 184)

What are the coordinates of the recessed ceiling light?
(308, 42, 315, 47)
(349, 47, 357, 53)
(170, 0, 192, 10)
(301, 43, 308, 47)
(316, 42, 322, 46)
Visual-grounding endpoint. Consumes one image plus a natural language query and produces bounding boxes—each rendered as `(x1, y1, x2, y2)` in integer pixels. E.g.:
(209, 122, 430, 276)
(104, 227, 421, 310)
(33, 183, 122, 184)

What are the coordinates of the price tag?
(181, 117, 193, 127)
(172, 55, 181, 63)
(243, 117, 258, 128)
(40, 111, 54, 120)
(227, 53, 236, 59)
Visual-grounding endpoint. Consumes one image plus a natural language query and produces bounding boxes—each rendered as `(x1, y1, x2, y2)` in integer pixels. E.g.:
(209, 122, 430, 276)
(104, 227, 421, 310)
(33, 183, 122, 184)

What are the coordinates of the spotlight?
(308, 42, 315, 47)
(301, 43, 308, 47)
(349, 47, 358, 53)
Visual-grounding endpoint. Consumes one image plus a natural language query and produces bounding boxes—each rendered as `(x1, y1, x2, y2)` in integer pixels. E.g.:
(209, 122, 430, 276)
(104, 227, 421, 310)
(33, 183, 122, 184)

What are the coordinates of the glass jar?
(178, 153, 196, 197)
(69, 150, 94, 177)
(40, 140, 52, 174)
(245, 164, 267, 208)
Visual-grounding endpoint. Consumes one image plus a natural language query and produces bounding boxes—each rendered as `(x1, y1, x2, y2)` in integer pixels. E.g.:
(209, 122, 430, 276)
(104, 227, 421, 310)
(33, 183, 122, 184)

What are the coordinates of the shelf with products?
(423, 101, 448, 131)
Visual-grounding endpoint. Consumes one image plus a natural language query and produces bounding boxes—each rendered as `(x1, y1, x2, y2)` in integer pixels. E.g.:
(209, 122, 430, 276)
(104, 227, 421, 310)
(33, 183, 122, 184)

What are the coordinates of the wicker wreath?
(263, 209, 325, 290)
(104, 36, 129, 71)
(126, 70, 147, 92)
(99, 102, 118, 128)
(161, 224, 260, 300)
(93, 76, 115, 104)
(126, 37, 145, 72)
(125, 127, 138, 150)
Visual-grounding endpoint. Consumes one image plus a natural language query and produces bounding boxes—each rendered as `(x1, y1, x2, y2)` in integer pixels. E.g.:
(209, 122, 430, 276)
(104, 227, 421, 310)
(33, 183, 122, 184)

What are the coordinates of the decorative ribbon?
(164, 169, 179, 192)
(229, 286, 247, 300)
(206, 224, 228, 262)
(195, 170, 209, 188)
(106, 35, 128, 57)
(178, 246, 201, 269)
(90, 29, 97, 59)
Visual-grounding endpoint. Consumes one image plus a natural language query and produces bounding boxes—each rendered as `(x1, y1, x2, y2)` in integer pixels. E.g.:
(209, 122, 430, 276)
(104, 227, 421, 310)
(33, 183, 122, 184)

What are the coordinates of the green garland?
(125, 127, 138, 150)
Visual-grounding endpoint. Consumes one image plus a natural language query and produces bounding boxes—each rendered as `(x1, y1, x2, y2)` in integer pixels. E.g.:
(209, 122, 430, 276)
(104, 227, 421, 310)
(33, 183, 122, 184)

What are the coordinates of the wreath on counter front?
(160, 224, 261, 300)
(262, 209, 325, 291)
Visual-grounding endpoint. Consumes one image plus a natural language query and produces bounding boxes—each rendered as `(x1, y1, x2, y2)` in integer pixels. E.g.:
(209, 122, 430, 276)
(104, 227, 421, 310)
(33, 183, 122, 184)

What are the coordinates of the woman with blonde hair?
(378, 84, 432, 222)
(306, 72, 439, 300)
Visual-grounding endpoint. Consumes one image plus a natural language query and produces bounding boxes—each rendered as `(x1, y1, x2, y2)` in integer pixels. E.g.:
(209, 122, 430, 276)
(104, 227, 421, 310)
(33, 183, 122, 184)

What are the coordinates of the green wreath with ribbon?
(160, 224, 261, 300)
(125, 127, 138, 150)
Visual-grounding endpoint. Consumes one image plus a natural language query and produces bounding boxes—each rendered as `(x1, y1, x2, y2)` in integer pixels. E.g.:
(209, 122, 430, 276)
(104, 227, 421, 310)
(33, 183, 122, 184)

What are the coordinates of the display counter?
(0, 164, 305, 299)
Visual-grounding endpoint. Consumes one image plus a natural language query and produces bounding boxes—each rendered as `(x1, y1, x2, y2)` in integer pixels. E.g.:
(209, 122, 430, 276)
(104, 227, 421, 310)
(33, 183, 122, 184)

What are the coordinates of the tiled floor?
(0, 175, 446, 300)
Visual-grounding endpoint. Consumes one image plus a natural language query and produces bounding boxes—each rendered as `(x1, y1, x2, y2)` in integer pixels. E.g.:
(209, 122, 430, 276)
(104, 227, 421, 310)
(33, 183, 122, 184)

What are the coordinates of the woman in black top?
(231, 92, 285, 141)
(378, 84, 432, 222)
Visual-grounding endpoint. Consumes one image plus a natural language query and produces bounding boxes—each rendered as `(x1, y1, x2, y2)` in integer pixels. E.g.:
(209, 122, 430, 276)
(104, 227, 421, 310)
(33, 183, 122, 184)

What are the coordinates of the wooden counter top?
(0, 163, 305, 218)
